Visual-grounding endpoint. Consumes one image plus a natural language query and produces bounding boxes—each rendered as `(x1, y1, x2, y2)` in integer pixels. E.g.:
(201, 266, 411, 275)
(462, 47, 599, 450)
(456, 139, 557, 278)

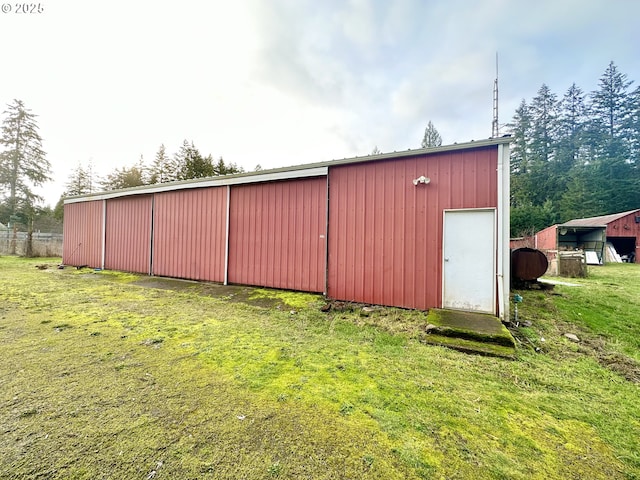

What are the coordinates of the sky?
(1, 0, 639, 207)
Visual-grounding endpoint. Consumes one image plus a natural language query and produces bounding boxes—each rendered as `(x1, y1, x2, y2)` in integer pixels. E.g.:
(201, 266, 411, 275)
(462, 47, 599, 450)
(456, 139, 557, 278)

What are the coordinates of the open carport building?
(63, 137, 511, 319)
(534, 209, 640, 264)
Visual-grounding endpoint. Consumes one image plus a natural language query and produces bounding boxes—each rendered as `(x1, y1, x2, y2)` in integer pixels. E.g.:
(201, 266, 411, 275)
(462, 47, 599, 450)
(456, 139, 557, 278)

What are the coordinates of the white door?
(443, 209, 496, 314)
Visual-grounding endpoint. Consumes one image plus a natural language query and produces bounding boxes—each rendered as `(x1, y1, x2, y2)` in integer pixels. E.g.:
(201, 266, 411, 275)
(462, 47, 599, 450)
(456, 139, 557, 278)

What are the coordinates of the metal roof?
(561, 209, 640, 228)
(64, 136, 511, 204)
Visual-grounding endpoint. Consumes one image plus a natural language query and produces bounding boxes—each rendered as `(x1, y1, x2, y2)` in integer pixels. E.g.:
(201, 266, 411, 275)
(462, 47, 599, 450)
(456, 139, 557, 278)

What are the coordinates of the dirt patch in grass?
(510, 279, 640, 383)
(580, 336, 640, 383)
(131, 276, 322, 310)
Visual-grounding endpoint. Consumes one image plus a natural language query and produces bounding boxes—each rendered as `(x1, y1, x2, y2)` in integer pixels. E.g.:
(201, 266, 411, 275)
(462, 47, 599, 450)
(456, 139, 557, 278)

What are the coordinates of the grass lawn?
(0, 256, 639, 479)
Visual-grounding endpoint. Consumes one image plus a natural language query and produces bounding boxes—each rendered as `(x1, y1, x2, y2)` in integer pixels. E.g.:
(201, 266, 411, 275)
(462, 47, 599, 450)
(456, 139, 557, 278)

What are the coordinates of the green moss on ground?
(0, 257, 639, 479)
(425, 308, 517, 350)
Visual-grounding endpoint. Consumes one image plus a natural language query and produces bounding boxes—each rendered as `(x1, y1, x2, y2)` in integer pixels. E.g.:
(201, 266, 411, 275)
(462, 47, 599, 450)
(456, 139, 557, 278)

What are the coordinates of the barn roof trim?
(561, 209, 640, 227)
(64, 136, 512, 204)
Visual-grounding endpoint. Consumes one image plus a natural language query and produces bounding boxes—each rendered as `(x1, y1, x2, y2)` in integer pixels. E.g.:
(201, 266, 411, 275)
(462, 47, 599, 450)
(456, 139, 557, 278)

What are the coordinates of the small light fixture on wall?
(412, 175, 430, 186)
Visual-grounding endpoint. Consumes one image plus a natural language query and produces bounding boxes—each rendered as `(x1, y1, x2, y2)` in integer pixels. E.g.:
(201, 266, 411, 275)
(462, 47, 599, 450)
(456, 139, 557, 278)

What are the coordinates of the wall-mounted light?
(412, 175, 431, 186)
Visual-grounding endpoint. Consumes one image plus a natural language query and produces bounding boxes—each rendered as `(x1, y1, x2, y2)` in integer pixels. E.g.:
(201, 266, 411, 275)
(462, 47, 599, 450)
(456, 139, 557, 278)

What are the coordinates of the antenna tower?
(492, 53, 499, 137)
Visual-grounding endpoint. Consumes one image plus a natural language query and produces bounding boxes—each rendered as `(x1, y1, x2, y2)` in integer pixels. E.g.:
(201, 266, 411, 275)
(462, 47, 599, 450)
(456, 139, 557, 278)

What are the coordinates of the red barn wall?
(534, 225, 558, 251)
(104, 196, 152, 274)
(606, 212, 640, 260)
(327, 146, 497, 310)
(228, 178, 327, 292)
(152, 187, 227, 282)
(62, 201, 103, 268)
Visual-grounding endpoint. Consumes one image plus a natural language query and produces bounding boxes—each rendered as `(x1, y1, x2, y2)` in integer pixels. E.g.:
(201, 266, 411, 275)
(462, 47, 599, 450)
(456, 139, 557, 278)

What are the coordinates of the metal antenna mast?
(492, 52, 499, 138)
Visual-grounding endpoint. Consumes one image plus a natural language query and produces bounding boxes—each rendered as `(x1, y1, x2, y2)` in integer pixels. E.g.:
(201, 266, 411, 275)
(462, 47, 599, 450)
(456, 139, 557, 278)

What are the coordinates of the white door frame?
(442, 208, 496, 314)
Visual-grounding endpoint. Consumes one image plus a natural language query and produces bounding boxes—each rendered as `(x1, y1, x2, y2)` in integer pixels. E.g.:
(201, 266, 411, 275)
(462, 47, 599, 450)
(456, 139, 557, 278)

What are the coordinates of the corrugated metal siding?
(606, 213, 640, 261)
(152, 187, 227, 282)
(62, 201, 103, 268)
(606, 213, 640, 238)
(104, 196, 152, 274)
(535, 225, 558, 250)
(228, 178, 326, 292)
(328, 146, 497, 310)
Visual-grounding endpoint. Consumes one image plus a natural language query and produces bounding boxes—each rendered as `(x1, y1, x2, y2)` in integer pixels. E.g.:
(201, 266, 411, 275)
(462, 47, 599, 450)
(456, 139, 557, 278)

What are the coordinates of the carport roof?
(561, 209, 640, 228)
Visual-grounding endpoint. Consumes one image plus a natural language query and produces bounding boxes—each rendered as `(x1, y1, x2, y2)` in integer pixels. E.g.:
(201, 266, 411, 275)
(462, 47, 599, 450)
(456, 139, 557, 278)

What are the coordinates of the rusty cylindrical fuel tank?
(511, 247, 549, 281)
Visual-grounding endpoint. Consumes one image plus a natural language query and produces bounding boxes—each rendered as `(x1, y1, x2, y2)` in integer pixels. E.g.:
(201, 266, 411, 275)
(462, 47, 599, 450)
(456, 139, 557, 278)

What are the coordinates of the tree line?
(508, 62, 640, 236)
(53, 140, 245, 220)
(64, 140, 244, 197)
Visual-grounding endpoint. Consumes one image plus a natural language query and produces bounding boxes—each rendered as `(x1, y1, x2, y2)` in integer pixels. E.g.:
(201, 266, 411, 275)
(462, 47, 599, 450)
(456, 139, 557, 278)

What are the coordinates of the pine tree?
(0, 99, 51, 216)
(508, 99, 534, 208)
(530, 84, 559, 164)
(557, 84, 587, 171)
(630, 87, 640, 205)
(148, 144, 176, 184)
(212, 156, 243, 176)
(526, 84, 560, 205)
(586, 62, 637, 214)
(65, 162, 94, 197)
(100, 157, 146, 191)
(589, 62, 633, 149)
(0, 99, 51, 255)
(421, 121, 442, 148)
(175, 141, 214, 180)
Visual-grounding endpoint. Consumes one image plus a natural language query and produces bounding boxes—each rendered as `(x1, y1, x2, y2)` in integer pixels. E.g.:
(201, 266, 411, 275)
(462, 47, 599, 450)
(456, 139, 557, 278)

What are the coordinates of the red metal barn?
(602, 209, 640, 262)
(62, 138, 511, 319)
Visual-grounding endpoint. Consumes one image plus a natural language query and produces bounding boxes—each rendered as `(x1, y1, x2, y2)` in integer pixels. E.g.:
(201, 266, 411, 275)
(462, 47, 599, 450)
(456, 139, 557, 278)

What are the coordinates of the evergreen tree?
(175, 140, 214, 180)
(148, 144, 176, 184)
(53, 196, 64, 222)
(557, 84, 587, 171)
(586, 62, 638, 214)
(0, 99, 51, 217)
(65, 162, 94, 196)
(589, 62, 633, 150)
(100, 157, 146, 191)
(527, 84, 560, 205)
(212, 156, 243, 176)
(629, 85, 640, 162)
(558, 165, 599, 221)
(508, 62, 640, 228)
(0, 99, 51, 255)
(508, 99, 534, 208)
(510, 200, 557, 237)
(530, 84, 559, 164)
(421, 121, 442, 148)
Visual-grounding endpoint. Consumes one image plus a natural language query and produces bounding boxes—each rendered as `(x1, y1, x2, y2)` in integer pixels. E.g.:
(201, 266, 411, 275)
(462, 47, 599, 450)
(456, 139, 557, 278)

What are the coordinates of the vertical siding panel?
(104, 196, 152, 274)
(62, 201, 103, 268)
(152, 188, 226, 282)
(328, 146, 499, 310)
(228, 177, 326, 292)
